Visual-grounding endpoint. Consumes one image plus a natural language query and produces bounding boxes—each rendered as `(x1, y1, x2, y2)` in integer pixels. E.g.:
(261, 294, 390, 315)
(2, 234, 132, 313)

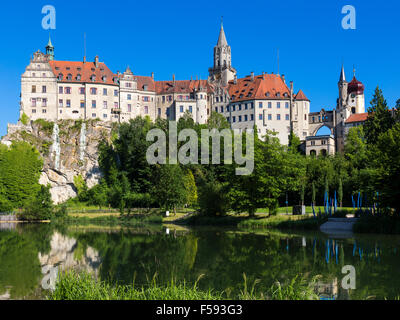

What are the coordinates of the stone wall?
(1, 119, 113, 204)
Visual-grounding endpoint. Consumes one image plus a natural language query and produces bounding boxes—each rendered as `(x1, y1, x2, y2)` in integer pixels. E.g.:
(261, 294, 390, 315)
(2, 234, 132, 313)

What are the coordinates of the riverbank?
(171, 213, 328, 231)
(48, 272, 319, 300)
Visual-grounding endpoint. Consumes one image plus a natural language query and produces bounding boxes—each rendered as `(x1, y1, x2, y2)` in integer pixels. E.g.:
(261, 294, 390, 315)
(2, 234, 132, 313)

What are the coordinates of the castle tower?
(208, 19, 237, 86)
(195, 80, 208, 124)
(337, 64, 348, 111)
(46, 35, 54, 61)
(347, 68, 365, 114)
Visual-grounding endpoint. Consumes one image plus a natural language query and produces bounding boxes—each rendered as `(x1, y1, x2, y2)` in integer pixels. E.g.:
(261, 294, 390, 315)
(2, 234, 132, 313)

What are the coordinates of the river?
(0, 223, 399, 300)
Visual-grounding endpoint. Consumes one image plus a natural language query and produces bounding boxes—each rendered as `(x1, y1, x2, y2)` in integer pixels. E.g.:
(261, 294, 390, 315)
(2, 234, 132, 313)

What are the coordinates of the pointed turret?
(46, 35, 54, 61)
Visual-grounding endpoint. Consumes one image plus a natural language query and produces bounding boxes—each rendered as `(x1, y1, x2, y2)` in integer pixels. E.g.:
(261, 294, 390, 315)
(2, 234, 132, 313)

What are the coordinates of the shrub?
(18, 185, 53, 221)
(198, 181, 230, 216)
(20, 113, 29, 125)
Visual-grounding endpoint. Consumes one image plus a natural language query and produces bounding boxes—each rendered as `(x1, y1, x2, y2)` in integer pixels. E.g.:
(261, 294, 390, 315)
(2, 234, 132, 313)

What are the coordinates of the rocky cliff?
(1, 119, 113, 204)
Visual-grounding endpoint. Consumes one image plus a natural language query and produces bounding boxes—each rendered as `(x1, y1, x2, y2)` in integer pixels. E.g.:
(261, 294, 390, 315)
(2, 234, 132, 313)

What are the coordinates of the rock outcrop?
(1, 119, 113, 204)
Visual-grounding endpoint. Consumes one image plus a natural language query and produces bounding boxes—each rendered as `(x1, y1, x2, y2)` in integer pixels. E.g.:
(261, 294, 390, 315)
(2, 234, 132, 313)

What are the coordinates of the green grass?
(238, 215, 328, 231)
(48, 271, 319, 301)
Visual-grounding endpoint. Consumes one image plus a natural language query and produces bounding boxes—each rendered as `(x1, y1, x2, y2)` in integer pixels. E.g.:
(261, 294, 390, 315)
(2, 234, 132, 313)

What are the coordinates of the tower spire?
(217, 18, 228, 47)
(339, 64, 346, 83)
(46, 33, 54, 61)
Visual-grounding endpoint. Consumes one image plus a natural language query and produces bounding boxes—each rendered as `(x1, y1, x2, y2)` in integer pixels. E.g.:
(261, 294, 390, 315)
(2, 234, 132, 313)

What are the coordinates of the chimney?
(83, 56, 86, 64)
(251, 72, 254, 81)
(151, 72, 154, 80)
(94, 55, 99, 68)
(172, 74, 175, 85)
(290, 81, 294, 98)
(281, 74, 285, 83)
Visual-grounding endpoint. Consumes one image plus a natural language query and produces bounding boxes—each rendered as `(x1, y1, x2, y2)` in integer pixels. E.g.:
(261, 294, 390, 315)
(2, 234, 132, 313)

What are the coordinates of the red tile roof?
(136, 75, 155, 92)
(49, 60, 118, 86)
(345, 113, 368, 124)
(295, 89, 309, 101)
(228, 74, 291, 102)
(155, 80, 212, 94)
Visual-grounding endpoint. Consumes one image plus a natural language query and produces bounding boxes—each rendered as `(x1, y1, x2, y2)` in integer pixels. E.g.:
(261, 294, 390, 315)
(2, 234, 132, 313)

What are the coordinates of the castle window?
(32, 109, 36, 114)
(42, 98, 47, 107)
(351, 107, 356, 114)
(127, 94, 131, 100)
(277, 114, 281, 120)
(65, 87, 71, 94)
(114, 102, 119, 109)
(42, 109, 47, 114)
(90, 75, 96, 82)
(92, 100, 96, 108)
(238, 115, 242, 122)
(32, 98, 37, 107)
(128, 104, 132, 112)
(251, 114, 254, 121)
(285, 114, 290, 121)
(114, 90, 118, 97)
(216, 97, 219, 103)
(42, 86, 47, 93)
(92, 113, 97, 118)
(66, 100, 71, 108)
(285, 102, 289, 109)
(244, 115, 248, 121)
(67, 74, 72, 81)
(143, 85, 148, 91)
(79, 87, 85, 95)
(90, 88, 97, 95)
(59, 99, 63, 108)
(266, 92, 270, 97)
(276, 93, 281, 97)
(102, 76, 107, 83)
(259, 102, 263, 109)
(180, 106, 184, 113)
(32, 85, 36, 93)
(144, 106, 149, 114)
(76, 74, 81, 81)
(58, 74, 63, 81)
(80, 101, 85, 108)
(268, 114, 272, 121)
(103, 101, 108, 109)
(259, 114, 263, 120)
(103, 114, 107, 119)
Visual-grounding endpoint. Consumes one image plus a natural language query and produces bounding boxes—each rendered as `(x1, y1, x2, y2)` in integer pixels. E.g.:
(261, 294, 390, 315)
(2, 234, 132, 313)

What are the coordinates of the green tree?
(0, 142, 43, 208)
(364, 86, 395, 145)
(338, 177, 343, 208)
(312, 181, 316, 206)
(19, 185, 53, 221)
(152, 164, 187, 214)
(184, 170, 198, 207)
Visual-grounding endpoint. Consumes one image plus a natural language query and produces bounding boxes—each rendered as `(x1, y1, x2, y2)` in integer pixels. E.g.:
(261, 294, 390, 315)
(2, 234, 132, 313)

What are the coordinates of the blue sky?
(0, 0, 399, 137)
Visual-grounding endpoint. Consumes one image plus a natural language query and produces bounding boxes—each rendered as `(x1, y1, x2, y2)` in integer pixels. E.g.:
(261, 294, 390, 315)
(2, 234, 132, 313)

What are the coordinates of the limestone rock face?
(1, 119, 113, 204)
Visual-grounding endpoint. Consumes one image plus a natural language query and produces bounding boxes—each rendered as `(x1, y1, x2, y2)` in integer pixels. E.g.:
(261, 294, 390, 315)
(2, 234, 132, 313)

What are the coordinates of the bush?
(18, 185, 53, 221)
(20, 113, 29, 125)
(0, 195, 13, 213)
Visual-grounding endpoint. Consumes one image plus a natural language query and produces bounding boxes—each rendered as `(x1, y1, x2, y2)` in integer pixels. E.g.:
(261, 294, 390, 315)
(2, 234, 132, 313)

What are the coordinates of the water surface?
(1, 223, 399, 300)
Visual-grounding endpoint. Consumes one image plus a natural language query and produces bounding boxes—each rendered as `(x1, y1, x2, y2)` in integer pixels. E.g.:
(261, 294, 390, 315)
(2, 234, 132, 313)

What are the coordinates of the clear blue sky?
(1, 0, 399, 137)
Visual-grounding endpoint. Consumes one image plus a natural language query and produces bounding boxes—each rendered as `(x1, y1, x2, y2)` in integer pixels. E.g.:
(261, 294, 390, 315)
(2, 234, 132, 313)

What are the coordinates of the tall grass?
(48, 271, 320, 301)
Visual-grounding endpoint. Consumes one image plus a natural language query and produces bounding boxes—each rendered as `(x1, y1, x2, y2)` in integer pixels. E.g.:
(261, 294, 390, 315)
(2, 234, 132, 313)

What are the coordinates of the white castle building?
(19, 23, 365, 152)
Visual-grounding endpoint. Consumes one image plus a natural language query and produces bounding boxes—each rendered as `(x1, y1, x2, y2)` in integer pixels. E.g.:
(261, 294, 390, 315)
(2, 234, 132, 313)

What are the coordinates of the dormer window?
(91, 75, 96, 82)
(67, 74, 72, 81)
(143, 85, 148, 91)
(266, 92, 270, 97)
(76, 74, 81, 81)
(58, 73, 63, 81)
(102, 76, 107, 83)
(276, 93, 281, 97)
(283, 93, 288, 97)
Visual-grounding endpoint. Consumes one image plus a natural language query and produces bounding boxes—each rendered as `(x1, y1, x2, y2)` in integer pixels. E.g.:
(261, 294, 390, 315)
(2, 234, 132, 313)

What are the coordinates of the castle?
(19, 22, 366, 154)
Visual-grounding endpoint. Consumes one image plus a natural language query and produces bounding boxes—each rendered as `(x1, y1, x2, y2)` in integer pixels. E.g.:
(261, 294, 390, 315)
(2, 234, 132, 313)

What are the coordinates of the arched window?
(58, 73, 63, 81)
(67, 74, 72, 81)
(76, 74, 81, 81)
(91, 74, 96, 82)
